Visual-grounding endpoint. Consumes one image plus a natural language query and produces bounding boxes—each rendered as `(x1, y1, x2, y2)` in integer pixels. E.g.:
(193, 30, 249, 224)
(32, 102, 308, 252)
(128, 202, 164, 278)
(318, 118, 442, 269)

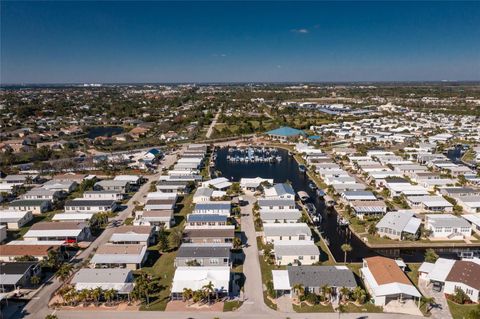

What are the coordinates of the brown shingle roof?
(30, 221, 86, 230)
(113, 225, 152, 234)
(96, 244, 145, 255)
(446, 260, 480, 290)
(0, 245, 60, 257)
(364, 256, 412, 286)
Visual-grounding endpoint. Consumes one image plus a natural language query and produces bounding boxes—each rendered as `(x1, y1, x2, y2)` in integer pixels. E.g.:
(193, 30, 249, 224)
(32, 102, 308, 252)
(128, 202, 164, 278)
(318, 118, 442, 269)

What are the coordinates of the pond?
(87, 126, 124, 139)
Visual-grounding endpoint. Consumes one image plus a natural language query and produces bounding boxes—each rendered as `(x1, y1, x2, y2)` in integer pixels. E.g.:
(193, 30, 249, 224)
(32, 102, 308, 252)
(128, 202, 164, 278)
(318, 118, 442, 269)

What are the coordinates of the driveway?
(418, 279, 453, 319)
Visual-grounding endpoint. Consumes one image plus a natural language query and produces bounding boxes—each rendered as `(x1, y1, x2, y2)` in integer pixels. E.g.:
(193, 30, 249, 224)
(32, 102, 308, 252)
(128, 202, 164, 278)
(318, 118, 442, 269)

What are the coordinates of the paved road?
(205, 108, 221, 139)
(418, 279, 452, 319)
(23, 152, 180, 319)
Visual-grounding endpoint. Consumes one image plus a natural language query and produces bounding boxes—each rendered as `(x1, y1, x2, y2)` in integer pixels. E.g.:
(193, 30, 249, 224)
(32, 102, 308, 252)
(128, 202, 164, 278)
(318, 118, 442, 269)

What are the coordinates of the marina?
(225, 146, 282, 163)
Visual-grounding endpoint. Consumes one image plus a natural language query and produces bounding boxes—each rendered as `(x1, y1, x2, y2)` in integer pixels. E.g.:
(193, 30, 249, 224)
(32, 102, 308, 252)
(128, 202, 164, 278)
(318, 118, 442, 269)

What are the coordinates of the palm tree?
(192, 290, 203, 303)
(55, 263, 73, 282)
(233, 237, 242, 249)
(292, 283, 305, 300)
(30, 275, 41, 287)
(352, 287, 367, 304)
(45, 315, 59, 319)
(340, 244, 352, 264)
(339, 286, 351, 303)
(182, 288, 193, 303)
(104, 288, 115, 306)
(169, 228, 183, 248)
(321, 284, 332, 302)
(421, 296, 436, 312)
(202, 281, 215, 304)
(91, 287, 103, 306)
(78, 289, 90, 305)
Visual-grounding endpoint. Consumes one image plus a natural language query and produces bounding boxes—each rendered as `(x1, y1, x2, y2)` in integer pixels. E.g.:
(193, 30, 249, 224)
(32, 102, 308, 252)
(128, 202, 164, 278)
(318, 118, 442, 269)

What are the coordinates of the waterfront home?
(274, 240, 319, 266)
(332, 183, 367, 193)
(64, 199, 118, 213)
(263, 223, 312, 244)
(9, 199, 51, 215)
(341, 191, 377, 202)
(406, 195, 453, 212)
(133, 209, 174, 229)
(0, 209, 33, 230)
(462, 214, 480, 233)
(424, 214, 472, 240)
(266, 126, 306, 141)
(324, 175, 356, 186)
(350, 200, 388, 219)
(52, 173, 89, 184)
(455, 196, 480, 214)
(22, 188, 62, 201)
(156, 180, 190, 194)
(272, 266, 356, 298)
(368, 171, 404, 187)
(386, 182, 430, 198)
(375, 210, 421, 240)
(0, 243, 62, 262)
(0, 261, 41, 291)
(201, 177, 232, 190)
(109, 225, 155, 246)
(183, 227, 235, 244)
(41, 180, 78, 193)
(114, 174, 142, 186)
(185, 214, 228, 229)
(90, 243, 148, 270)
(258, 198, 296, 212)
(83, 190, 123, 201)
(361, 256, 421, 309)
(240, 177, 274, 191)
(260, 210, 302, 224)
(23, 221, 91, 243)
(264, 183, 296, 200)
(94, 179, 131, 193)
(419, 258, 480, 302)
(51, 212, 94, 222)
(71, 268, 135, 295)
(192, 187, 226, 203)
(175, 243, 232, 267)
(171, 266, 230, 300)
(193, 201, 231, 216)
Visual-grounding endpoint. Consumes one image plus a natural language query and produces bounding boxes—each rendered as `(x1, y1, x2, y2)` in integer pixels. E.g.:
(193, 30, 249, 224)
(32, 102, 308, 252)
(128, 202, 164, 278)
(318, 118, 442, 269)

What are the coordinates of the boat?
(337, 216, 349, 227)
(297, 191, 310, 202)
(298, 164, 306, 173)
(308, 181, 317, 190)
(305, 203, 316, 215)
(316, 189, 325, 197)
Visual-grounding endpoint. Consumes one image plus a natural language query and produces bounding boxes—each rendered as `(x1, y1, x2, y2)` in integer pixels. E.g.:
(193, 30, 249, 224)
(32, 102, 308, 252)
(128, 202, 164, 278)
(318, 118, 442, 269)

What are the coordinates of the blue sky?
(1, 1, 479, 83)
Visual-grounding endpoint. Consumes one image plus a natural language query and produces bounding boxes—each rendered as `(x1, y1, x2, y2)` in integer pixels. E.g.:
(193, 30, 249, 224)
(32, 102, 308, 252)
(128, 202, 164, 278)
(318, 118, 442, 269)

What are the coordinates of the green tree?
(341, 244, 352, 264)
(202, 281, 215, 303)
(30, 275, 41, 287)
(424, 249, 439, 263)
(169, 228, 183, 248)
(104, 288, 115, 306)
(157, 227, 169, 252)
(55, 263, 73, 282)
(452, 287, 471, 304)
(421, 296, 436, 313)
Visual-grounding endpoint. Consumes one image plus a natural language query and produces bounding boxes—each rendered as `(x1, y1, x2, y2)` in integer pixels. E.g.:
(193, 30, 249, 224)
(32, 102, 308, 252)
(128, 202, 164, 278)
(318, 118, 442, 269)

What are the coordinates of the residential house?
(109, 225, 155, 246)
(424, 214, 472, 240)
(83, 190, 123, 201)
(0, 210, 33, 230)
(185, 214, 228, 229)
(9, 199, 51, 215)
(182, 227, 235, 244)
(90, 243, 148, 270)
(133, 210, 174, 229)
(274, 241, 319, 266)
(263, 223, 312, 244)
(272, 266, 356, 298)
(260, 210, 302, 224)
(22, 188, 62, 201)
(0, 262, 41, 291)
(361, 256, 421, 308)
(175, 243, 232, 267)
(406, 195, 453, 212)
(171, 266, 230, 300)
(94, 180, 131, 193)
(376, 211, 421, 240)
(193, 201, 231, 216)
(0, 244, 62, 262)
(350, 200, 388, 219)
(23, 221, 91, 243)
(71, 268, 135, 296)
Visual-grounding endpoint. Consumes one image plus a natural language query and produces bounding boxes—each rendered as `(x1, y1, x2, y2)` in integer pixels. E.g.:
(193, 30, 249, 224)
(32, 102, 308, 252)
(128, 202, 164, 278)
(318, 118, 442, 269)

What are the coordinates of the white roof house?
(171, 266, 230, 297)
(240, 177, 273, 190)
(425, 214, 472, 240)
(376, 210, 421, 240)
(274, 241, 319, 266)
(201, 177, 232, 190)
(71, 268, 135, 294)
(263, 223, 312, 243)
(52, 212, 94, 222)
(419, 258, 456, 282)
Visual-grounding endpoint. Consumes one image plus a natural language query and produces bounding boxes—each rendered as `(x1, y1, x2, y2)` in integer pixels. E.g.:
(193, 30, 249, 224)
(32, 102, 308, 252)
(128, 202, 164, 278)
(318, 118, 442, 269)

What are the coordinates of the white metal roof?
(171, 266, 230, 293)
(425, 258, 456, 282)
(272, 270, 291, 290)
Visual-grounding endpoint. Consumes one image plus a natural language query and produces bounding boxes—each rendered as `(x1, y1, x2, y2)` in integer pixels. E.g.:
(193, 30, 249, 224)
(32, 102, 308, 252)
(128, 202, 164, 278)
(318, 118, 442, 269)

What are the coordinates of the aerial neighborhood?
(1, 83, 480, 319)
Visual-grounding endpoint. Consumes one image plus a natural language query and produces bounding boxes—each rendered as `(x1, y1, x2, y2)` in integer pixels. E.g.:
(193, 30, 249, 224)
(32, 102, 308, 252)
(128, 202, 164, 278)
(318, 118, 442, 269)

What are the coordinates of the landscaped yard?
(223, 300, 243, 311)
(293, 303, 334, 312)
(447, 300, 479, 319)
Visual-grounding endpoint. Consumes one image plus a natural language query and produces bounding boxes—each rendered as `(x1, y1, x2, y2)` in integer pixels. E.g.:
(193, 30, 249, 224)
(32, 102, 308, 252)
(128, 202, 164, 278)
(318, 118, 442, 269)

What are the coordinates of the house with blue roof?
(266, 126, 306, 141)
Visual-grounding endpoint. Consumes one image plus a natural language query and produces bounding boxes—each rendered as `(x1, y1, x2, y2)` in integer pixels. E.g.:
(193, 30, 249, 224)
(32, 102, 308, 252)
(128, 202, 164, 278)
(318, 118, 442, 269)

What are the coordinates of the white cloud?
(291, 28, 309, 34)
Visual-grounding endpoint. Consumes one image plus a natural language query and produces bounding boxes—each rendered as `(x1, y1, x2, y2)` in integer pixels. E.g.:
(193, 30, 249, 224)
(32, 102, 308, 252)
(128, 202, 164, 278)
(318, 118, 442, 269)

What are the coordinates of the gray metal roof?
(287, 266, 356, 288)
(187, 214, 227, 223)
(258, 198, 295, 206)
(274, 241, 319, 256)
(65, 199, 115, 206)
(176, 244, 231, 258)
(376, 211, 421, 234)
(264, 223, 311, 237)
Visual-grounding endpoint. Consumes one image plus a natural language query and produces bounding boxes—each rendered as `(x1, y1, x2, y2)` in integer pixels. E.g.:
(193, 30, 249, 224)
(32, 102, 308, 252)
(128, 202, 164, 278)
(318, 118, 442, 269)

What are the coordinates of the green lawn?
(293, 303, 334, 312)
(406, 263, 421, 286)
(447, 300, 479, 319)
(7, 210, 57, 241)
(223, 300, 243, 312)
(343, 302, 383, 313)
(138, 193, 194, 311)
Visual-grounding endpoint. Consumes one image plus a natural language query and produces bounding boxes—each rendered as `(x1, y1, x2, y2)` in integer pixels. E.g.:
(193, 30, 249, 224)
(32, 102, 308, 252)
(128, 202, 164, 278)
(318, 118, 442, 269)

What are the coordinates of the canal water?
(214, 147, 475, 262)
(87, 126, 124, 139)
(214, 147, 375, 262)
